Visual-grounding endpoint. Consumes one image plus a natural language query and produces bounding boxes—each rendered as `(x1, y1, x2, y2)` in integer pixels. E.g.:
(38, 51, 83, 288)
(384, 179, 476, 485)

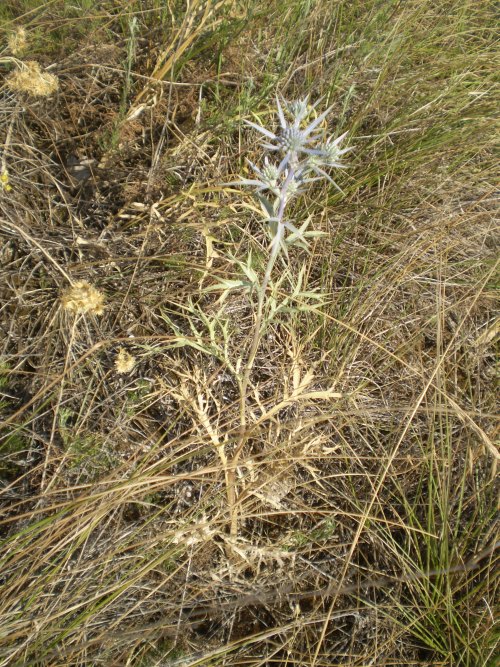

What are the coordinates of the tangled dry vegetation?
(0, 1, 498, 665)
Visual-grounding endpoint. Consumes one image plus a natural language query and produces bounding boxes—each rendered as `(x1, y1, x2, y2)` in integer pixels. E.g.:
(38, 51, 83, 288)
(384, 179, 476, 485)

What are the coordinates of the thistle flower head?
(283, 177, 303, 201)
(278, 125, 309, 154)
(234, 94, 351, 243)
(232, 156, 285, 195)
(304, 131, 351, 192)
(317, 132, 351, 167)
(285, 96, 311, 124)
(260, 156, 281, 186)
(242, 96, 350, 187)
(245, 95, 337, 167)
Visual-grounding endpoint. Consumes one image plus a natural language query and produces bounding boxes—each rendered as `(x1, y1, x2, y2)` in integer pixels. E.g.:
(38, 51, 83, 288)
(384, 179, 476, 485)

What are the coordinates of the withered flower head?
(7, 60, 59, 97)
(61, 281, 105, 316)
(8, 27, 28, 55)
(115, 348, 136, 374)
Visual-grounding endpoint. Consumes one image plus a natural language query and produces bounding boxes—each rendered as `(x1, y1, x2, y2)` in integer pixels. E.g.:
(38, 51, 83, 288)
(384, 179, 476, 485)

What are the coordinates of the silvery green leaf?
(267, 218, 279, 237)
(302, 104, 335, 136)
(241, 252, 259, 283)
(229, 178, 268, 188)
(276, 95, 287, 129)
(283, 221, 311, 249)
(244, 120, 276, 139)
(309, 164, 344, 193)
(303, 230, 328, 238)
(257, 193, 277, 219)
(261, 142, 280, 151)
(283, 220, 305, 238)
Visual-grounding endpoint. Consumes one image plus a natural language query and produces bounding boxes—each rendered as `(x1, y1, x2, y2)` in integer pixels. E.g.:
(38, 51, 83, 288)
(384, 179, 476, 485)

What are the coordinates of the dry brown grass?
(0, 1, 498, 665)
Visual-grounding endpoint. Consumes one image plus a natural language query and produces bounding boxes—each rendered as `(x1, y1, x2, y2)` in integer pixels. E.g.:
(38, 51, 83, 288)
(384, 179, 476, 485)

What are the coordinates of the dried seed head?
(61, 281, 105, 316)
(8, 27, 27, 55)
(0, 169, 12, 192)
(115, 348, 136, 374)
(7, 60, 59, 97)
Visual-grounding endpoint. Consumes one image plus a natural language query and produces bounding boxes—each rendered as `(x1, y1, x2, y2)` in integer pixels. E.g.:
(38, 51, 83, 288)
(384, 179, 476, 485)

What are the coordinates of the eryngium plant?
(236, 95, 350, 370)
(227, 96, 351, 537)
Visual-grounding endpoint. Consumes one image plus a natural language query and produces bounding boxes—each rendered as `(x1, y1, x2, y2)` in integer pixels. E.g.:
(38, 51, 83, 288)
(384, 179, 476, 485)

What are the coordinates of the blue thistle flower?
(245, 96, 335, 166)
(228, 95, 352, 247)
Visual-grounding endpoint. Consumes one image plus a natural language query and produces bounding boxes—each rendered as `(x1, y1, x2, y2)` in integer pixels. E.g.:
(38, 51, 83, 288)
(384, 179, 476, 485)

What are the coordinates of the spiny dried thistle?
(115, 348, 136, 374)
(8, 27, 27, 56)
(61, 281, 105, 316)
(6, 60, 59, 97)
